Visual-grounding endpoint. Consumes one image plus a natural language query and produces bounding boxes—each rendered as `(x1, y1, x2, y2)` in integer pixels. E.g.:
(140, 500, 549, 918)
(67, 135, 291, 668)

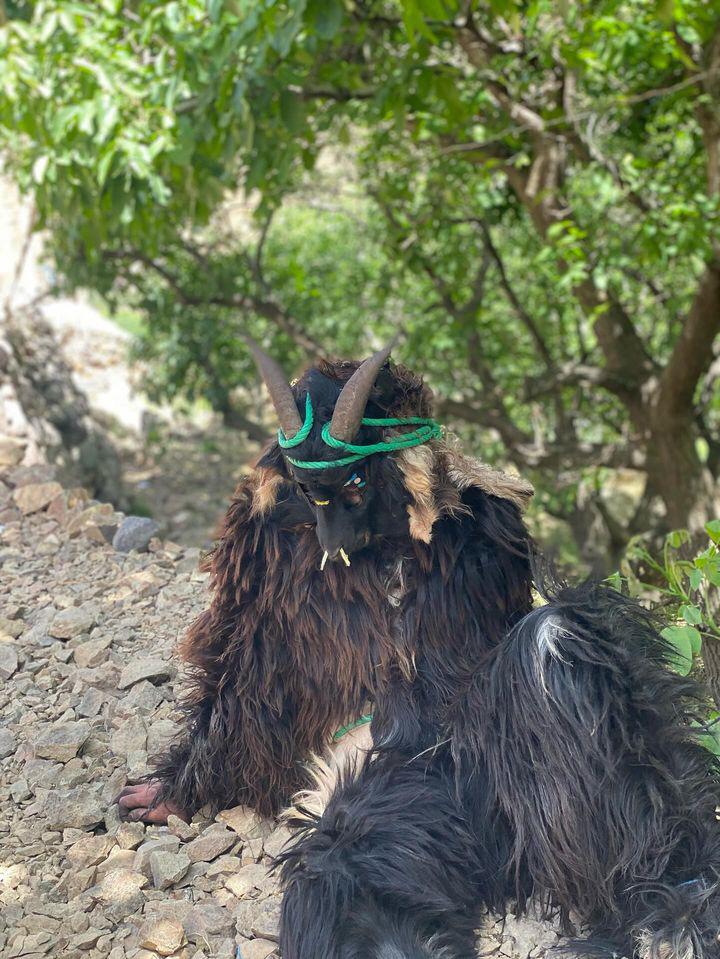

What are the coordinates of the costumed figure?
(117, 342, 720, 958)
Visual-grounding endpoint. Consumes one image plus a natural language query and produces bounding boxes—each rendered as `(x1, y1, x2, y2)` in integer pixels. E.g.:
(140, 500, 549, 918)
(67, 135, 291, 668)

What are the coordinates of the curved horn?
(329, 336, 398, 442)
(244, 336, 303, 438)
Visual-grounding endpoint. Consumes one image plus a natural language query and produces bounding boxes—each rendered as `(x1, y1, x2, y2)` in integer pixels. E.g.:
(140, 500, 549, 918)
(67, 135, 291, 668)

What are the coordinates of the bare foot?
(115, 782, 190, 825)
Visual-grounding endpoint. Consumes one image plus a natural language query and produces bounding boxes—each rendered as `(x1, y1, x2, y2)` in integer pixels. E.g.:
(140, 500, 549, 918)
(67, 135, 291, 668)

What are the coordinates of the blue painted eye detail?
(344, 472, 366, 488)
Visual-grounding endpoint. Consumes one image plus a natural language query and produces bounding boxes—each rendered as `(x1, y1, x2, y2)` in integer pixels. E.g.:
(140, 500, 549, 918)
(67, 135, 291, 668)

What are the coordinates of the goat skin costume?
(126, 352, 720, 958)
(151, 360, 535, 817)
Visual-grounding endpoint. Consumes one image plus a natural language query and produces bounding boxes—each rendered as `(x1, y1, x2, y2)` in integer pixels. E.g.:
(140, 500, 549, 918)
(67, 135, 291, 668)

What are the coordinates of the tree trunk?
(702, 637, 720, 711)
(221, 405, 270, 444)
(646, 414, 719, 531)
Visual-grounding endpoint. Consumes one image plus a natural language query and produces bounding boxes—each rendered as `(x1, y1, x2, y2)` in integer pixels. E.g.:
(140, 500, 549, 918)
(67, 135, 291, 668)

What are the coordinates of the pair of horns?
(244, 336, 398, 444)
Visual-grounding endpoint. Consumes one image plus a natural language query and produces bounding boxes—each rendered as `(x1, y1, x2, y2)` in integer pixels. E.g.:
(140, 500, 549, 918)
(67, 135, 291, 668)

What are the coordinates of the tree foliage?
(2, 0, 720, 568)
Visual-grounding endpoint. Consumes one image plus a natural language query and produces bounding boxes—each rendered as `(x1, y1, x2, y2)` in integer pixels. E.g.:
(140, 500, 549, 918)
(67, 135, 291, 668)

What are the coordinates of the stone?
(65, 502, 114, 535)
(66, 836, 117, 870)
(115, 820, 145, 850)
(46, 487, 89, 525)
(139, 919, 186, 956)
(112, 516, 160, 553)
(72, 929, 103, 951)
(10, 778, 31, 802)
(0, 643, 18, 680)
(167, 814, 196, 841)
(95, 847, 137, 879)
(43, 787, 103, 830)
(0, 616, 24, 638)
(76, 687, 106, 718)
(134, 836, 181, 875)
(98, 868, 148, 920)
(5, 462, 56, 486)
(182, 903, 234, 942)
(205, 854, 242, 878)
(24, 758, 61, 788)
(250, 897, 281, 941)
(123, 679, 164, 713)
(109, 716, 147, 757)
(185, 825, 236, 863)
(145, 718, 178, 756)
(0, 727, 18, 759)
(239, 939, 277, 959)
(48, 606, 97, 640)
(217, 805, 267, 840)
(0, 436, 26, 467)
(73, 637, 112, 669)
(224, 863, 268, 899)
(499, 913, 560, 957)
(32, 721, 90, 761)
(260, 825, 291, 860)
(149, 850, 191, 890)
(117, 657, 175, 690)
(12, 482, 63, 515)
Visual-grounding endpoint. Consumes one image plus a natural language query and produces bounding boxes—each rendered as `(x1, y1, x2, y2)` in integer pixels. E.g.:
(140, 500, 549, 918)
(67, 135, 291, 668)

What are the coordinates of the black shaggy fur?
(465, 572, 720, 958)
(279, 576, 720, 958)
(277, 751, 509, 959)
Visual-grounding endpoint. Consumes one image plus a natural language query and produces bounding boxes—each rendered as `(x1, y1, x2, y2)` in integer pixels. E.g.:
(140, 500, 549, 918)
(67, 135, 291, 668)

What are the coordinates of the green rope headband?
(277, 395, 442, 469)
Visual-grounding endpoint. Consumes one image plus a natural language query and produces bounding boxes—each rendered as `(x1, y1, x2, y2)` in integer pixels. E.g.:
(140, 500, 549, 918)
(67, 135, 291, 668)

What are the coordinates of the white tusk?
(320, 551, 329, 571)
(339, 548, 351, 567)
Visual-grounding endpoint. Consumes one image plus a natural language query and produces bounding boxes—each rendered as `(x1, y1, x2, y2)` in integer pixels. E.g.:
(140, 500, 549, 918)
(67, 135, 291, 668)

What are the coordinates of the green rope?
(333, 713, 373, 741)
(285, 414, 443, 470)
(277, 394, 314, 449)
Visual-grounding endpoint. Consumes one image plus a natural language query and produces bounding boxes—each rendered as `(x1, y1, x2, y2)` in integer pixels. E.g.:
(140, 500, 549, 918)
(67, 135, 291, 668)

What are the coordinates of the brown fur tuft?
(251, 466, 285, 517)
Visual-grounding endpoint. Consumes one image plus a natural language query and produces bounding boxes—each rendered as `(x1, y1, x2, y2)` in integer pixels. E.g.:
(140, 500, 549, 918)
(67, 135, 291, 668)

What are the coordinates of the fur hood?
(395, 433, 534, 544)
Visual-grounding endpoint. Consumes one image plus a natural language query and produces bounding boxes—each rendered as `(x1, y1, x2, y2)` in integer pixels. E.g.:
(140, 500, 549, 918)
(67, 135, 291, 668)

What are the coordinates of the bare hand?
(115, 782, 190, 825)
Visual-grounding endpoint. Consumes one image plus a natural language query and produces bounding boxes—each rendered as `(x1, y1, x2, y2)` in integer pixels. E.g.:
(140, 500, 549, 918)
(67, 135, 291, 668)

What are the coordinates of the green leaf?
(32, 155, 49, 183)
(680, 604, 703, 627)
(605, 571, 622, 591)
(706, 520, 720, 545)
(208, 0, 224, 22)
(39, 12, 59, 43)
(667, 529, 690, 549)
(95, 103, 119, 144)
(312, 0, 344, 39)
(688, 567, 703, 590)
(661, 625, 698, 673)
(279, 90, 305, 134)
(97, 148, 116, 187)
(696, 731, 720, 757)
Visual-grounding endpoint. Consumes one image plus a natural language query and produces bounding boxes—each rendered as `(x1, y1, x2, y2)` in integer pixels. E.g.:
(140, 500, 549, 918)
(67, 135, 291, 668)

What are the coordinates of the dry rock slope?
(0, 466, 565, 959)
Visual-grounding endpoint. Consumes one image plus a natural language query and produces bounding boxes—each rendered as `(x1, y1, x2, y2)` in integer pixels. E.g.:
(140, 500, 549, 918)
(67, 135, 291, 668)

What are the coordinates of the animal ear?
(370, 362, 397, 412)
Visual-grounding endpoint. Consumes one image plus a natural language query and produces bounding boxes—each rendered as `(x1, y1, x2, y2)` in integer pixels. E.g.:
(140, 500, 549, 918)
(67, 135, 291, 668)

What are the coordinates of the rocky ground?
(0, 464, 567, 959)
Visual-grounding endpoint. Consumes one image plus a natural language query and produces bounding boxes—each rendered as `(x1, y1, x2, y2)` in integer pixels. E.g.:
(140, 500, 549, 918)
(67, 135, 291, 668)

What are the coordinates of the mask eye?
(344, 472, 366, 489)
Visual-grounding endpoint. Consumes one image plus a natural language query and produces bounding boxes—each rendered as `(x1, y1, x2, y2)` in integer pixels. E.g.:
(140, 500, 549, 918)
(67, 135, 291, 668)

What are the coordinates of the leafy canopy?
(2, 0, 720, 563)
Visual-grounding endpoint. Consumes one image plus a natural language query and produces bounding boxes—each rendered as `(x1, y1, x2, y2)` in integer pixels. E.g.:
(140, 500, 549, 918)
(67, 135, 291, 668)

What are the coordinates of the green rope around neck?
(277, 395, 442, 470)
(333, 713, 373, 741)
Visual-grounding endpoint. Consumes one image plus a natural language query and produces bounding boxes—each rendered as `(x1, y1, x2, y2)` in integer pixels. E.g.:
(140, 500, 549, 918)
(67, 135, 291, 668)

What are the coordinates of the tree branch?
(523, 362, 630, 401)
(656, 261, 720, 419)
(104, 248, 329, 359)
(298, 87, 376, 102)
(474, 219, 555, 370)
